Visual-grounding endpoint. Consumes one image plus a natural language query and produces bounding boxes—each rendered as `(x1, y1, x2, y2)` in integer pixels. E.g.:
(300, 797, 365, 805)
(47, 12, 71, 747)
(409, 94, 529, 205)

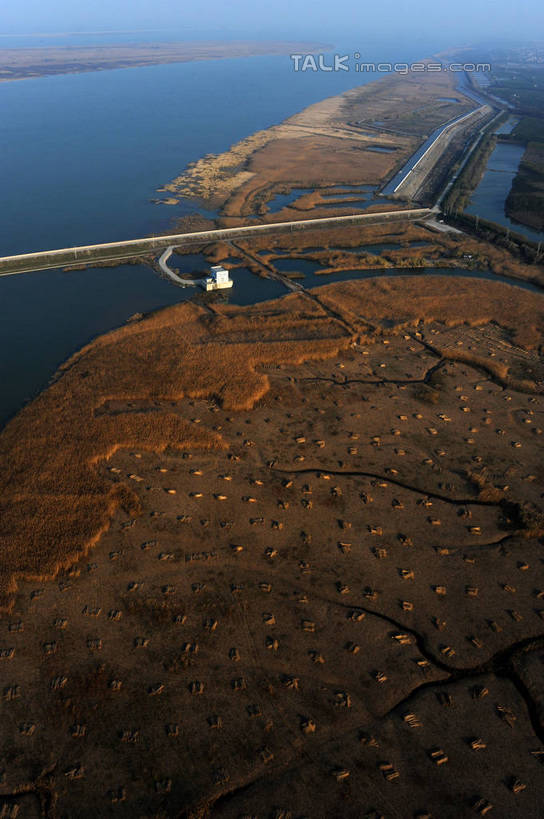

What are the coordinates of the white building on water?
(202, 265, 233, 291)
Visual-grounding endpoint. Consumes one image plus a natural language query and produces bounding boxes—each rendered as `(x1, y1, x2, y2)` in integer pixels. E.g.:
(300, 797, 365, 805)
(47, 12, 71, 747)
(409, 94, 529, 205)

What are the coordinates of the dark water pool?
(273, 258, 323, 275)
(168, 253, 209, 274)
(265, 189, 314, 213)
(465, 142, 544, 244)
(366, 145, 398, 153)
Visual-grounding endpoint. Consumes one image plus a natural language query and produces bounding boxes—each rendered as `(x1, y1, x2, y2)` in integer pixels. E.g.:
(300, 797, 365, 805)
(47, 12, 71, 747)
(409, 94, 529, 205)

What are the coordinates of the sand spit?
(0, 41, 329, 82)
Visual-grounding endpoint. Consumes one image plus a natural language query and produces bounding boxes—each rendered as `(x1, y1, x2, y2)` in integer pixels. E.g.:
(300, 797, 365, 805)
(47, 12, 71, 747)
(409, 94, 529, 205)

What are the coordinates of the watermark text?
(290, 55, 491, 74)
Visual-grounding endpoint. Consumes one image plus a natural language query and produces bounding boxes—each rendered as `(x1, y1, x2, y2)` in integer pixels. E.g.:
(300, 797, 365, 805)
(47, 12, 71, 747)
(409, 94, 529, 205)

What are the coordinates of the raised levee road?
(0, 208, 431, 277)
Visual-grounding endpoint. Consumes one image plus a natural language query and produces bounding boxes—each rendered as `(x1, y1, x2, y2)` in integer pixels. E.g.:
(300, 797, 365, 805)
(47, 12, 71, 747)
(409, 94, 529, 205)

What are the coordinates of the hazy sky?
(1, 0, 542, 44)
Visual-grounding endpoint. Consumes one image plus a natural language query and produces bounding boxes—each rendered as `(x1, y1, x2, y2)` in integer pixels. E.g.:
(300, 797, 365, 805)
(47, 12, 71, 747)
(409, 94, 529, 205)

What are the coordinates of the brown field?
(0, 275, 543, 816)
(220, 137, 396, 221)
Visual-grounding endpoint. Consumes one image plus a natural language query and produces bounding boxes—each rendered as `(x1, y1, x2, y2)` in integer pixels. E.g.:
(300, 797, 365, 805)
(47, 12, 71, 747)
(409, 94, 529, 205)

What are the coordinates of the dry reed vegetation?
(0, 297, 350, 611)
(1, 275, 543, 816)
(220, 137, 399, 221)
(318, 276, 544, 350)
(231, 219, 544, 287)
(236, 220, 426, 255)
(1, 277, 543, 611)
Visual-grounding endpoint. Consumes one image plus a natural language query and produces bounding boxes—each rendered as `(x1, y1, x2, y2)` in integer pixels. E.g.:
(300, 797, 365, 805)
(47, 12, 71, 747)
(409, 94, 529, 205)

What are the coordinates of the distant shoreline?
(0, 40, 331, 83)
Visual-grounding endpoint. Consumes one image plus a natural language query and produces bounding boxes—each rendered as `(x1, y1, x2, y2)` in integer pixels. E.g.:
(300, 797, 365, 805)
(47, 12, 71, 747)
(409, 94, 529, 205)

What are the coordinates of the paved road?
(382, 69, 496, 198)
(384, 105, 491, 198)
(157, 246, 198, 287)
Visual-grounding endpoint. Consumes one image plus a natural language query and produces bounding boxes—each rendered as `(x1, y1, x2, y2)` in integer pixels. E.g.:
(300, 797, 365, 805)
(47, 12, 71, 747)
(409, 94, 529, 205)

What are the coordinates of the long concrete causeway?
(0, 209, 431, 277)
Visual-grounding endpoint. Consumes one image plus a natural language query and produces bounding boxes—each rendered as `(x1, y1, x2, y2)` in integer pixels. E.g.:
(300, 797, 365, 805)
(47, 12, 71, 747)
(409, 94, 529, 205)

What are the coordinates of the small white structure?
(202, 265, 233, 291)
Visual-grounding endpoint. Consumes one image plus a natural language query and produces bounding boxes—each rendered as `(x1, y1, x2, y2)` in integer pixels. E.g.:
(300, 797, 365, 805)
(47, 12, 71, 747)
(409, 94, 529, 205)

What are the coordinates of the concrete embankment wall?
(394, 106, 493, 201)
(0, 209, 431, 276)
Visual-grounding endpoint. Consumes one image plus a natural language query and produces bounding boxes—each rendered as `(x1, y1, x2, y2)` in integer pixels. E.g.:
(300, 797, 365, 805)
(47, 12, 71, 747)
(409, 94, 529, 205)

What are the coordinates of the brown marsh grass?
(1, 277, 543, 611)
(0, 297, 351, 610)
(316, 276, 544, 351)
